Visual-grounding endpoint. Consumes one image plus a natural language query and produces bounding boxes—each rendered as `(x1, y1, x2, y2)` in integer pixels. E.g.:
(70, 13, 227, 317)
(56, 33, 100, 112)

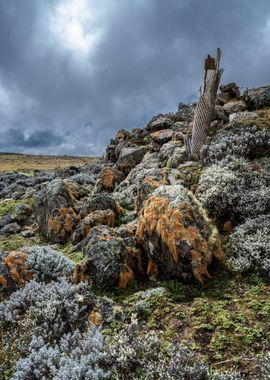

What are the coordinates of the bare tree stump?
(189, 48, 223, 159)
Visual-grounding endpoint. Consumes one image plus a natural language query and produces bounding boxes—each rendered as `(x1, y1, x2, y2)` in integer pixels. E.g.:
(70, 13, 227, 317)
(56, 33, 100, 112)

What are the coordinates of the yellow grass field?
(0, 153, 98, 173)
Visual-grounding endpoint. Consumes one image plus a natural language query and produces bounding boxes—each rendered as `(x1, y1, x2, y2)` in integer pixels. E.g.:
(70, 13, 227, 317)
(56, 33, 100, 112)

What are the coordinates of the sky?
(0, 0, 270, 156)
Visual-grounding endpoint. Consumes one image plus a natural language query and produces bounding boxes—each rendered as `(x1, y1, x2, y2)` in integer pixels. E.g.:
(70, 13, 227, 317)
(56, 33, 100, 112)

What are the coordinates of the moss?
(176, 164, 203, 191)
(0, 233, 45, 252)
(109, 271, 270, 375)
(0, 198, 31, 218)
(60, 240, 85, 263)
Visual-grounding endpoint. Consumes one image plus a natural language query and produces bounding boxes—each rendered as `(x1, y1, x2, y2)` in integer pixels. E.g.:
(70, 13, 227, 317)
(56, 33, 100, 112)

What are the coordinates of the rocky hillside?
(0, 83, 270, 379)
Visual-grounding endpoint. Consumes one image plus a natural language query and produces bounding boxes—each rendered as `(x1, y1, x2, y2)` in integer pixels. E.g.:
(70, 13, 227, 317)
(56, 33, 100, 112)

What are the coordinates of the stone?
(94, 166, 125, 193)
(136, 185, 223, 283)
(116, 146, 148, 176)
(223, 100, 246, 115)
(33, 179, 80, 244)
(146, 115, 174, 132)
(79, 194, 119, 218)
(0, 222, 21, 236)
(72, 209, 115, 244)
(217, 82, 241, 104)
(73, 226, 144, 289)
(13, 204, 32, 223)
(151, 129, 174, 145)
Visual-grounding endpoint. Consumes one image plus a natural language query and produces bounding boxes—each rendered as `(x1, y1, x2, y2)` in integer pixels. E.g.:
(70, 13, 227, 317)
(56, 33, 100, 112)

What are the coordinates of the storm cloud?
(0, 0, 270, 156)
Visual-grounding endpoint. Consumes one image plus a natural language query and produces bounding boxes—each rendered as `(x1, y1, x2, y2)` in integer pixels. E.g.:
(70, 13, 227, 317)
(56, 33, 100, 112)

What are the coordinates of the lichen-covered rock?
(73, 226, 144, 289)
(0, 222, 21, 236)
(79, 193, 120, 218)
(217, 82, 241, 105)
(33, 179, 80, 244)
(116, 146, 148, 176)
(94, 165, 125, 193)
(198, 158, 270, 222)
(146, 115, 174, 132)
(113, 152, 165, 210)
(136, 185, 223, 283)
(72, 209, 115, 244)
(0, 246, 74, 292)
(223, 100, 246, 115)
(151, 129, 174, 147)
(244, 85, 270, 109)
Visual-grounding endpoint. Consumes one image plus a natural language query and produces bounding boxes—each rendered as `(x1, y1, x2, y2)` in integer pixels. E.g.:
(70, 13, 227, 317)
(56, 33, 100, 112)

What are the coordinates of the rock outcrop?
(137, 185, 223, 283)
(33, 179, 80, 244)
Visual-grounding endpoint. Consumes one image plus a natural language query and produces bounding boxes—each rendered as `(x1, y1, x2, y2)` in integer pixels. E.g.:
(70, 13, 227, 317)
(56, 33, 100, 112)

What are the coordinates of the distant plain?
(0, 153, 98, 173)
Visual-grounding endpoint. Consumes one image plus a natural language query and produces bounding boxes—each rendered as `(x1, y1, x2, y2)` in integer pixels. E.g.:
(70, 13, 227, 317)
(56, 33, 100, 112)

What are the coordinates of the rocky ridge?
(0, 83, 270, 379)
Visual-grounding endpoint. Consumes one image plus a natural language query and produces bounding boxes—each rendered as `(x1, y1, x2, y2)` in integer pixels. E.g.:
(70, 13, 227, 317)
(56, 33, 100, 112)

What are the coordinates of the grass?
(0, 198, 32, 218)
(104, 271, 270, 377)
(0, 153, 98, 173)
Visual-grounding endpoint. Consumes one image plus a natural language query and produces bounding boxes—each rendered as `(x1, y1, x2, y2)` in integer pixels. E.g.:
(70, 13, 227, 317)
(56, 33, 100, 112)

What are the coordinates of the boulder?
(223, 100, 246, 115)
(116, 146, 148, 176)
(0, 222, 21, 236)
(113, 152, 165, 210)
(94, 166, 125, 193)
(73, 226, 144, 289)
(136, 185, 223, 283)
(217, 82, 241, 105)
(72, 209, 115, 244)
(151, 129, 174, 146)
(79, 193, 119, 218)
(146, 115, 174, 132)
(33, 179, 80, 244)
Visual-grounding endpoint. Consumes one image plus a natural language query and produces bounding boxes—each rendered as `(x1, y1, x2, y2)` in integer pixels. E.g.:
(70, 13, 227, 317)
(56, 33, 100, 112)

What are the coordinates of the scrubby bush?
(210, 372, 243, 380)
(227, 215, 270, 279)
(201, 124, 270, 164)
(105, 322, 208, 379)
(198, 158, 270, 221)
(12, 329, 108, 380)
(25, 245, 75, 280)
(250, 351, 270, 380)
(0, 278, 94, 339)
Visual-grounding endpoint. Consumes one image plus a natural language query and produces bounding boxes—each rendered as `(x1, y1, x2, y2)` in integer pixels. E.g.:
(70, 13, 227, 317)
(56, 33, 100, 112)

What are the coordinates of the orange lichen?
(89, 311, 102, 326)
(118, 264, 134, 288)
(115, 130, 129, 144)
(147, 260, 159, 278)
(73, 263, 91, 284)
(101, 166, 117, 190)
(137, 194, 222, 283)
(3, 251, 33, 288)
(0, 275, 8, 287)
(48, 207, 80, 243)
(223, 221, 234, 233)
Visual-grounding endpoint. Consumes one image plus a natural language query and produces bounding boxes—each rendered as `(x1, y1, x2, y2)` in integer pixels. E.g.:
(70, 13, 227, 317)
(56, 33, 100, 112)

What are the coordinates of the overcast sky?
(0, 0, 270, 156)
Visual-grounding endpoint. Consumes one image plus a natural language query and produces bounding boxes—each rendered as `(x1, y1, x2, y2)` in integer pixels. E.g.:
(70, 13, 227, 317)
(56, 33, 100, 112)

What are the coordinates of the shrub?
(201, 124, 270, 164)
(11, 329, 109, 380)
(227, 215, 270, 279)
(105, 323, 208, 380)
(0, 278, 94, 340)
(198, 158, 270, 221)
(25, 245, 74, 281)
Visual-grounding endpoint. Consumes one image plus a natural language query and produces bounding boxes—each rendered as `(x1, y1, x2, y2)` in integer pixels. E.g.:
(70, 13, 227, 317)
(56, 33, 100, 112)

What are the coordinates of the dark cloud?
(0, 128, 65, 151)
(0, 0, 270, 155)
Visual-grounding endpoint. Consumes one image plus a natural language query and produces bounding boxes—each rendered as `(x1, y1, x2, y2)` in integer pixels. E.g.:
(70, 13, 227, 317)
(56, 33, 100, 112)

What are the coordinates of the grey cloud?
(0, 128, 65, 150)
(0, 0, 270, 155)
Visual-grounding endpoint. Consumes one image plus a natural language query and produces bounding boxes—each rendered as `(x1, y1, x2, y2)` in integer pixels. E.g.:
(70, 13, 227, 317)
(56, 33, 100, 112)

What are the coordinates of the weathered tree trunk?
(189, 48, 223, 159)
